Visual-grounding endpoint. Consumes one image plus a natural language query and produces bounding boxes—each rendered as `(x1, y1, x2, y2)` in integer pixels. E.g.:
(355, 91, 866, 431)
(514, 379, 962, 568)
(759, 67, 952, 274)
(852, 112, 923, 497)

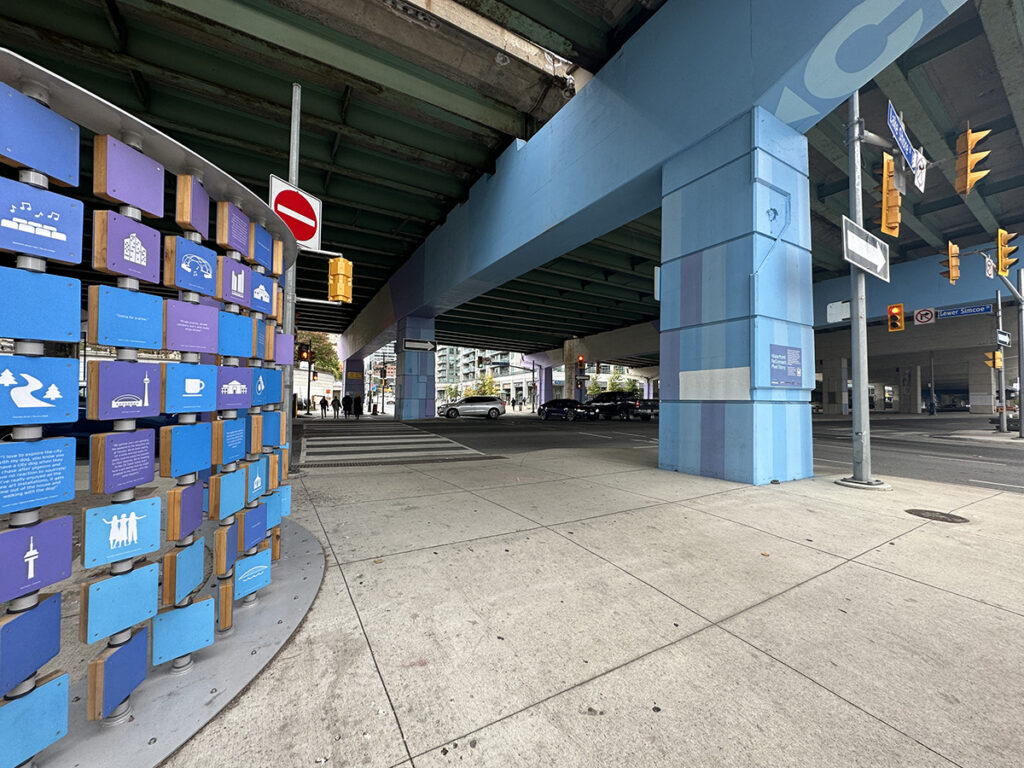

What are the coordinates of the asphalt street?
(418, 412, 1024, 493)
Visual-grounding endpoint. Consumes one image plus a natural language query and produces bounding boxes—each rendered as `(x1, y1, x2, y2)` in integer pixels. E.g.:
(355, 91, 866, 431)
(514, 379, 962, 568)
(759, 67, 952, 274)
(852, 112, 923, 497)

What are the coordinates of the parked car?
(537, 398, 587, 421)
(438, 396, 505, 419)
(583, 391, 659, 421)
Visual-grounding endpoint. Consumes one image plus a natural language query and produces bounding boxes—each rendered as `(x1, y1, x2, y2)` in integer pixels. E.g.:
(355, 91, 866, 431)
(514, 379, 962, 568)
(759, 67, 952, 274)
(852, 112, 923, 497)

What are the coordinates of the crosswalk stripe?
(299, 419, 482, 465)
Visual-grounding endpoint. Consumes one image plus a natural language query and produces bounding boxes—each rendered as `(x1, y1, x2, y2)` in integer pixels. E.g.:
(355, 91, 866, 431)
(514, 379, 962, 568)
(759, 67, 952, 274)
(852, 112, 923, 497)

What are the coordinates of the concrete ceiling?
(3, 1, 1024, 357)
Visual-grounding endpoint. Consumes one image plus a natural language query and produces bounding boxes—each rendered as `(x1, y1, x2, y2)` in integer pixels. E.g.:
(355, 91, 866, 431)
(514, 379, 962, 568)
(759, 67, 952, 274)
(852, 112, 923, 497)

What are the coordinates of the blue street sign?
(0, 356, 78, 426)
(937, 304, 992, 319)
(887, 101, 915, 168)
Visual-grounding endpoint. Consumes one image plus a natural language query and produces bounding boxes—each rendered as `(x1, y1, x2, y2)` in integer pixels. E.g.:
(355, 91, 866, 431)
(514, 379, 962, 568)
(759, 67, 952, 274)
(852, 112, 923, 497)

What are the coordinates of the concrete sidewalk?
(164, 444, 1024, 767)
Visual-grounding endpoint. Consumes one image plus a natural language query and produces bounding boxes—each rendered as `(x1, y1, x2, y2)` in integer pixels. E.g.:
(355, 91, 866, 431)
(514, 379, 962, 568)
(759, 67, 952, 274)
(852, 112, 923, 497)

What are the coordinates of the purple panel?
(216, 367, 253, 410)
(164, 300, 219, 353)
(219, 202, 250, 253)
(177, 481, 205, 539)
(0, 517, 72, 603)
(700, 402, 726, 480)
(97, 135, 164, 217)
(96, 210, 161, 283)
(274, 333, 294, 366)
(218, 257, 251, 308)
(182, 176, 209, 239)
(91, 360, 161, 420)
(97, 430, 155, 494)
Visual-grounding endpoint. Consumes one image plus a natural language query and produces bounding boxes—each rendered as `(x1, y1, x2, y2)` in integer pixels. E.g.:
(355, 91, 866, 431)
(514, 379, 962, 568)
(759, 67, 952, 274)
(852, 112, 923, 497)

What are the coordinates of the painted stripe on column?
(679, 366, 751, 401)
(700, 402, 726, 479)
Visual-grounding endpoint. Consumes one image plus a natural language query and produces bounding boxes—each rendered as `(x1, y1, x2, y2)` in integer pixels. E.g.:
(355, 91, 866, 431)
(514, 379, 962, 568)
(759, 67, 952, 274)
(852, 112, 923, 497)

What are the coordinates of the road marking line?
(578, 432, 613, 439)
(911, 453, 1004, 466)
(967, 479, 1024, 489)
(813, 458, 847, 465)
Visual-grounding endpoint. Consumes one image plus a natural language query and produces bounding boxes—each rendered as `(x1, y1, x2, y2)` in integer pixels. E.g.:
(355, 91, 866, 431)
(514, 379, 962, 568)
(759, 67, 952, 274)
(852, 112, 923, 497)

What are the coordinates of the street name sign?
(404, 339, 436, 352)
(937, 304, 992, 319)
(887, 101, 916, 168)
(842, 216, 890, 282)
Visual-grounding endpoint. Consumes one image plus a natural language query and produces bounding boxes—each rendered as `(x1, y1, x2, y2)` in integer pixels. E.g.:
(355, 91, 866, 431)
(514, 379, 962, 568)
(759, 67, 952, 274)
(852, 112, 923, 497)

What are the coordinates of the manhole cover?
(905, 509, 969, 524)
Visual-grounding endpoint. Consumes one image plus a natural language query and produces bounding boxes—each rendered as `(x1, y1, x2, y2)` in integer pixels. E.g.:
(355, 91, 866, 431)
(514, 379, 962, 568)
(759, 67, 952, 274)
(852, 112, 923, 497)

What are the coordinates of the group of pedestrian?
(509, 397, 524, 411)
(320, 393, 362, 419)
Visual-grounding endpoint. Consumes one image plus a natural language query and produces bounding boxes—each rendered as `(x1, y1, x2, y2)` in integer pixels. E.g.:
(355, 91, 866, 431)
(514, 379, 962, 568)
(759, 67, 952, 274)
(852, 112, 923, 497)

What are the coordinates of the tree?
(295, 331, 341, 378)
(0, 369, 15, 386)
(44, 383, 62, 400)
(623, 378, 642, 398)
(468, 372, 498, 396)
(607, 371, 625, 391)
(445, 383, 461, 402)
(587, 376, 603, 396)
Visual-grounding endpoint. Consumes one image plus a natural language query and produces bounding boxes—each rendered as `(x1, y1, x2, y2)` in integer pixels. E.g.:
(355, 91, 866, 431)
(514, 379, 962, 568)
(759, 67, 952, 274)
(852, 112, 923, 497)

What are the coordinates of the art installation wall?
(0, 78, 296, 767)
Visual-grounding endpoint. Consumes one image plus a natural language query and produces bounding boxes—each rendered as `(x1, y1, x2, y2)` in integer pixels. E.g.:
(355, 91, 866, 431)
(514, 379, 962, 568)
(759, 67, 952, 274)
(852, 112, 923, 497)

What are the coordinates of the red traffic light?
(577, 355, 584, 363)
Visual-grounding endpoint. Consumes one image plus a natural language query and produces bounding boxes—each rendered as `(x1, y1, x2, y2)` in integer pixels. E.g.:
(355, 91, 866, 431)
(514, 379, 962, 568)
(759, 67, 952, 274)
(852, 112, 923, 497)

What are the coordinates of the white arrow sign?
(404, 339, 436, 352)
(842, 216, 890, 282)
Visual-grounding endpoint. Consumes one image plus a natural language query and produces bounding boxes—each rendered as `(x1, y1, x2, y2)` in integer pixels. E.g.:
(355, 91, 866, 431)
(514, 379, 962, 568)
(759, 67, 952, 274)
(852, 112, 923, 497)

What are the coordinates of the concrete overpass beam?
(395, 316, 436, 420)
(659, 108, 814, 485)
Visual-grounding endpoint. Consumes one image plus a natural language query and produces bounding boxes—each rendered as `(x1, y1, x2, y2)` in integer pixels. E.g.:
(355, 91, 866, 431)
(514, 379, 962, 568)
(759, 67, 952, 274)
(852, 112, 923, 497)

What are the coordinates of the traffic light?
(880, 152, 901, 238)
(887, 303, 905, 332)
(298, 343, 311, 363)
(940, 241, 960, 285)
(985, 350, 1004, 369)
(997, 228, 1018, 276)
(312, 371, 318, 381)
(955, 125, 991, 196)
(328, 257, 354, 302)
(576, 354, 585, 373)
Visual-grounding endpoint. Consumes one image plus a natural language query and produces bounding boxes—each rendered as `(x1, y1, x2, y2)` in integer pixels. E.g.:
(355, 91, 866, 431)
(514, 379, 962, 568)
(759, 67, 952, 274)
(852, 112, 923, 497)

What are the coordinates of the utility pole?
(929, 352, 936, 415)
(997, 271, 1024, 438)
(847, 91, 874, 484)
(306, 362, 313, 415)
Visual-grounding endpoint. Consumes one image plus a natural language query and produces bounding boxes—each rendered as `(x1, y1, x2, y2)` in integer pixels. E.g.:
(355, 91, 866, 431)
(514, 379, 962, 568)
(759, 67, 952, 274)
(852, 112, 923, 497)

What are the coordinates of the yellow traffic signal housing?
(327, 257, 354, 302)
(880, 153, 901, 238)
(940, 241, 960, 285)
(985, 350, 1004, 369)
(955, 125, 991, 196)
(887, 303, 905, 332)
(997, 229, 1018, 276)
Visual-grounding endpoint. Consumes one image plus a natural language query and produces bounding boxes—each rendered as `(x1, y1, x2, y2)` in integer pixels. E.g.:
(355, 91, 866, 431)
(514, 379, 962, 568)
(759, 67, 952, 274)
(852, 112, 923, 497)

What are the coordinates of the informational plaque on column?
(0, 438, 75, 514)
(90, 430, 156, 495)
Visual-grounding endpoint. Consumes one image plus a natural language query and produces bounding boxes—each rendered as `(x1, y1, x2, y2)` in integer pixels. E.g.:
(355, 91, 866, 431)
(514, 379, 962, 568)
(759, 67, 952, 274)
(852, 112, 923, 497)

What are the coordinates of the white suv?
(438, 396, 506, 419)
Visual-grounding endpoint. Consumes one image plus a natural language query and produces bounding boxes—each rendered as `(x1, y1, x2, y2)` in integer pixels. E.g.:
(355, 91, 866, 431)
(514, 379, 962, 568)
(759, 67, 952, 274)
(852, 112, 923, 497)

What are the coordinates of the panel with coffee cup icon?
(161, 362, 217, 414)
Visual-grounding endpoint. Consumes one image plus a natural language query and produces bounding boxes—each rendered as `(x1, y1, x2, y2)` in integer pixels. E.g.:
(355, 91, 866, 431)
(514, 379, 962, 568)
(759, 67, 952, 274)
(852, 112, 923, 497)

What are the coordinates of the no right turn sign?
(914, 307, 936, 325)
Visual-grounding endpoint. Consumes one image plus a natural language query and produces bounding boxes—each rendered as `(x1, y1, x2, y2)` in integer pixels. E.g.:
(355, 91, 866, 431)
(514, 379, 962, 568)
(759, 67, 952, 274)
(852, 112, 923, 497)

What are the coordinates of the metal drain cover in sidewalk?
(905, 508, 969, 524)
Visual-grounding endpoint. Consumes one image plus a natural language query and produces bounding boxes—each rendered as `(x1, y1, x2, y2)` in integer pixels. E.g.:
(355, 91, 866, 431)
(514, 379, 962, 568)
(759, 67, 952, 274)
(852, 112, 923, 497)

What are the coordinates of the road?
(417, 412, 1024, 493)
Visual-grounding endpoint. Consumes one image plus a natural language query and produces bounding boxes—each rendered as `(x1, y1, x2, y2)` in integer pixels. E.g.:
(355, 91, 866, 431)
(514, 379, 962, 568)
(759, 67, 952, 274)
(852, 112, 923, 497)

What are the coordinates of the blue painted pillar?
(342, 356, 364, 399)
(659, 107, 814, 485)
(537, 365, 553, 406)
(395, 316, 436, 420)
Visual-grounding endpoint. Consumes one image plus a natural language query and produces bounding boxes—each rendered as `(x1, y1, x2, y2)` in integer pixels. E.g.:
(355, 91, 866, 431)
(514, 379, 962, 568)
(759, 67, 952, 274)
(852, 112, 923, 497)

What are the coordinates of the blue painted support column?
(395, 316, 435, 420)
(659, 107, 814, 485)
(342, 357, 364, 399)
(537, 366, 553, 407)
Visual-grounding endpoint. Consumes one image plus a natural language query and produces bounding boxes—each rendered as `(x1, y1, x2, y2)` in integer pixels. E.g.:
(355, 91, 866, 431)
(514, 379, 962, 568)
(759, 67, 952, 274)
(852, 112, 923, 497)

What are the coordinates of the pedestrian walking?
(331, 395, 341, 419)
(319, 396, 328, 418)
(353, 394, 363, 420)
(511, 397, 517, 410)
(342, 393, 353, 419)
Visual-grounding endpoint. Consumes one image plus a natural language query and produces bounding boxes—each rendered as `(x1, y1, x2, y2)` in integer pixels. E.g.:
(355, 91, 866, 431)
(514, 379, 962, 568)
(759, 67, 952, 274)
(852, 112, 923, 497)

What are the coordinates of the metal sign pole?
(282, 83, 300, 462)
(997, 289, 1007, 432)
(847, 91, 873, 483)
(1019, 272, 1024, 438)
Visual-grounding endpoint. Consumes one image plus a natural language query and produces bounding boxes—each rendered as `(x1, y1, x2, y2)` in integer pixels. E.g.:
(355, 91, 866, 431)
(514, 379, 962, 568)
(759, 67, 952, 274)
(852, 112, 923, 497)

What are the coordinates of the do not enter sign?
(269, 174, 322, 250)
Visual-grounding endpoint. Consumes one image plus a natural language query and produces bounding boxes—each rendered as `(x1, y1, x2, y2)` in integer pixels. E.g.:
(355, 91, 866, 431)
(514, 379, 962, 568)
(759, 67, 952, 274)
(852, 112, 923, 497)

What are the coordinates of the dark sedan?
(537, 398, 587, 421)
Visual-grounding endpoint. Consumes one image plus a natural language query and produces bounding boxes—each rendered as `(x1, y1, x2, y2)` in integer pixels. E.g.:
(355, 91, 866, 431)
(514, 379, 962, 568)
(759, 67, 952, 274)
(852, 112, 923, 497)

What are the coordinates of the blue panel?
(162, 363, 218, 413)
(0, 176, 83, 264)
(166, 422, 213, 478)
(83, 563, 159, 644)
(99, 626, 147, 719)
(0, 673, 69, 767)
(255, 321, 266, 359)
(262, 411, 282, 448)
(241, 504, 267, 551)
(246, 456, 268, 503)
(83, 497, 161, 567)
(217, 522, 238, 575)
(251, 222, 273, 270)
(250, 271, 274, 314)
(0, 356, 78, 426)
(0, 266, 79, 342)
(217, 312, 253, 357)
(219, 418, 246, 465)
(0, 438, 75, 515)
(0, 84, 79, 185)
(151, 598, 215, 665)
(0, 592, 60, 698)
(234, 549, 271, 599)
(265, 484, 291, 529)
(252, 368, 282, 406)
(212, 470, 246, 521)
(166, 236, 218, 296)
(91, 286, 163, 349)
(171, 537, 205, 605)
